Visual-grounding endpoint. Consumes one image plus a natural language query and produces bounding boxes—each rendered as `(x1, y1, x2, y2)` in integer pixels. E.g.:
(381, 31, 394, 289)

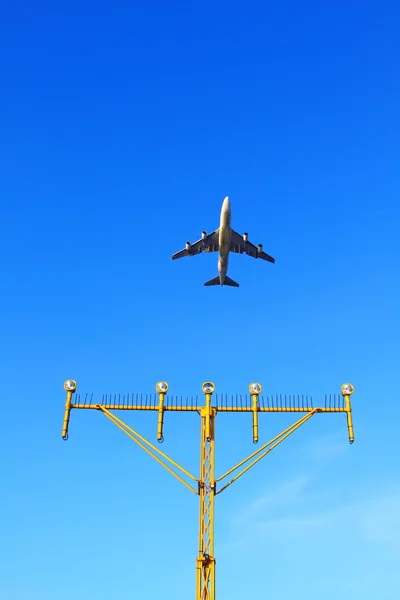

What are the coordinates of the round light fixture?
(341, 383, 355, 395)
(64, 380, 77, 392)
(249, 382, 262, 395)
(156, 381, 168, 393)
(202, 382, 215, 394)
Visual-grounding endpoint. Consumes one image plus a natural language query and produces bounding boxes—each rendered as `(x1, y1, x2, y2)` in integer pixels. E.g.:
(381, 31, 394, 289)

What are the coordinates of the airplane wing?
(172, 229, 219, 260)
(230, 229, 275, 263)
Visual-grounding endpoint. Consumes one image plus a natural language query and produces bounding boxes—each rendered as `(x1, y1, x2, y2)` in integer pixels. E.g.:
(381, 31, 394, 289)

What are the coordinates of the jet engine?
(243, 232, 248, 242)
(258, 244, 263, 253)
(202, 231, 207, 240)
(186, 241, 191, 250)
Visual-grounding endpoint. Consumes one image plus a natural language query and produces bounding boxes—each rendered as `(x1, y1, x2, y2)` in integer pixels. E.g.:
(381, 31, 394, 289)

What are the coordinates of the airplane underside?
(171, 196, 275, 287)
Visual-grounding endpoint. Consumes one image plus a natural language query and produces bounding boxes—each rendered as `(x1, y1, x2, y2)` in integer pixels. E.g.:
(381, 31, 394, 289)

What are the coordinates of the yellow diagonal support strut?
(99, 406, 198, 495)
(216, 411, 317, 495)
(61, 380, 355, 600)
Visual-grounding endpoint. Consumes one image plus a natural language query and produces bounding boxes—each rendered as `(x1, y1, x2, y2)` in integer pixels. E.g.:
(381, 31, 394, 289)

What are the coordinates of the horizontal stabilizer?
(204, 276, 220, 286)
(204, 275, 239, 287)
(224, 276, 239, 287)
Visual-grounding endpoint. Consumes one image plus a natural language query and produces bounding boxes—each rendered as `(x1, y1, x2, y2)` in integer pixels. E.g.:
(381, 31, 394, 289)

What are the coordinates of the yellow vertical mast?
(197, 382, 216, 600)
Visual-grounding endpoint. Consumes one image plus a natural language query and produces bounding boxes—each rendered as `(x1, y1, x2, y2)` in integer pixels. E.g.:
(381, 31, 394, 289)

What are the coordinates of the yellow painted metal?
(251, 394, 259, 443)
(197, 399, 216, 600)
(62, 381, 355, 600)
(216, 411, 317, 494)
(204, 393, 212, 440)
(215, 411, 315, 484)
(344, 394, 354, 443)
(157, 392, 165, 441)
(100, 406, 198, 494)
(70, 402, 348, 414)
(61, 390, 74, 440)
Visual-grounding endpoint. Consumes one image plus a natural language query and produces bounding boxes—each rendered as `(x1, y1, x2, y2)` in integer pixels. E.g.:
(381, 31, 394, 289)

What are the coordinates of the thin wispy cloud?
(301, 431, 350, 464)
(221, 478, 400, 552)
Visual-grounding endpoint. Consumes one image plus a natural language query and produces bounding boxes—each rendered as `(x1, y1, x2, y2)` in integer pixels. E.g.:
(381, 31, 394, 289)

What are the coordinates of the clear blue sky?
(1, 1, 399, 598)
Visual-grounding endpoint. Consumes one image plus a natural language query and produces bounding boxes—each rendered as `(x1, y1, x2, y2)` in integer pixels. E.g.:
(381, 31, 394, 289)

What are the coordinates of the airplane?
(171, 196, 275, 287)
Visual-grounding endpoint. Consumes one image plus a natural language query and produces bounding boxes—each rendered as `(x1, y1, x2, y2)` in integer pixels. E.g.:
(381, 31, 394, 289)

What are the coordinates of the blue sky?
(1, 1, 399, 598)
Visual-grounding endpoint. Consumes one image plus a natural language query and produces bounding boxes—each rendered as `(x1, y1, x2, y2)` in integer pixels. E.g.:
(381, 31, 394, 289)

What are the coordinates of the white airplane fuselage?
(218, 196, 232, 284)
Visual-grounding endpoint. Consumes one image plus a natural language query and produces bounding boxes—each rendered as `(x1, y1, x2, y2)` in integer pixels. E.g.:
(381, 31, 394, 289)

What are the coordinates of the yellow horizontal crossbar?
(99, 406, 198, 494)
(71, 403, 346, 413)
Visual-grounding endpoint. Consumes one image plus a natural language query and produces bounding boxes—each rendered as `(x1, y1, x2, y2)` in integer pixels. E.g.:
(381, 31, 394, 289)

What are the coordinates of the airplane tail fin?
(204, 275, 239, 287)
(224, 276, 239, 287)
(204, 276, 220, 287)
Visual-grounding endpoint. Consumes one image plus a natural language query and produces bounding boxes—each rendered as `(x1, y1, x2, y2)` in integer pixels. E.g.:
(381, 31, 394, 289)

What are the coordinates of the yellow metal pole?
(344, 397, 354, 443)
(341, 383, 355, 444)
(157, 392, 165, 442)
(251, 393, 259, 443)
(197, 384, 216, 600)
(62, 380, 76, 440)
